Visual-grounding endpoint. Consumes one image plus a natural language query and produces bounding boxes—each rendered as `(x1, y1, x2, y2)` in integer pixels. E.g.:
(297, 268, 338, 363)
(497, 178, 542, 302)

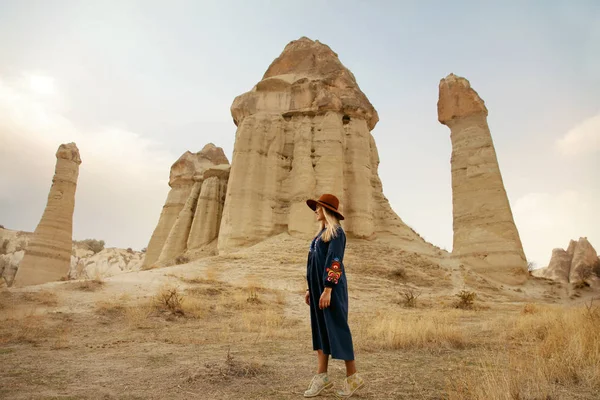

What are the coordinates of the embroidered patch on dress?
(326, 260, 342, 284)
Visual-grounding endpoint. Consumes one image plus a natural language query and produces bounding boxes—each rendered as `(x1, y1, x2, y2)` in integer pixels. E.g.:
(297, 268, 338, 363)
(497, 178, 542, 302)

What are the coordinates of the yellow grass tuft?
(357, 309, 466, 351)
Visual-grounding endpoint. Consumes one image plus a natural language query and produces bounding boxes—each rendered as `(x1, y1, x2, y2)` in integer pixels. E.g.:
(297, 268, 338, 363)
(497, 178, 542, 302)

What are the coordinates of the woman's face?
(315, 206, 325, 222)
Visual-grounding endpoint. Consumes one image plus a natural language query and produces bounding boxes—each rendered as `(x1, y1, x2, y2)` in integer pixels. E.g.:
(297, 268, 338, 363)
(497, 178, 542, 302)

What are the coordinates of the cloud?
(512, 190, 599, 268)
(556, 113, 600, 156)
(0, 75, 174, 250)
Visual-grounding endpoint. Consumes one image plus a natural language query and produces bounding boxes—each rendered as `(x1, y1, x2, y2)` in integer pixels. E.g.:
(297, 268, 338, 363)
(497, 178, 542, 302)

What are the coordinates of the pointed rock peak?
(566, 239, 578, 255)
(262, 37, 340, 79)
(231, 36, 379, 130)
(198, 143, 229, 165)
(56, 142, 82, 164)
(437, 73, 488, 124)
(169, 145, 229, 186)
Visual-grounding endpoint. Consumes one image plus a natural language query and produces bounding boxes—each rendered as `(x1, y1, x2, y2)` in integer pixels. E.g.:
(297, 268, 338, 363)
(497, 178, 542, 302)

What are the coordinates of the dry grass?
(71, 277, 104, 292)
(188, 348, 267, 384)
(447, 301, 600, 399)
(356, 309, 467, 352)
(0, 290, 59, 308)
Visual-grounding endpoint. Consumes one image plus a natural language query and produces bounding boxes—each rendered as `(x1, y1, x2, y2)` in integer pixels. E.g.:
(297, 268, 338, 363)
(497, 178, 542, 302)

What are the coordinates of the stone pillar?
(157, 182, 202, 265)
(438, 73, 527, 282)
(13, 143, 81, 287)
(188, 167, 230, 250)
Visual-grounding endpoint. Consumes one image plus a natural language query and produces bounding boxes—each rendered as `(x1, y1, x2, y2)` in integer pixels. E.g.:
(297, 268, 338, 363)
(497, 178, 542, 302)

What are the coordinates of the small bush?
(521, 303, 538, 314)
(126, 247, 133, 254)
(399, 287, 421, 308)
(76, 239, 105, 254)
(454, 290, 476, 309)
(154, 286, 184, 316)
(74, 278, 104, 292)
(141, 247, 147, 253)
(0, 224, 4, 229)
(572, 280, 590, 289)
(246, 287, 261, 304)
(0, 239, 9, 255)
(175, 255, 189, 265)
(390, 266, 407, 280)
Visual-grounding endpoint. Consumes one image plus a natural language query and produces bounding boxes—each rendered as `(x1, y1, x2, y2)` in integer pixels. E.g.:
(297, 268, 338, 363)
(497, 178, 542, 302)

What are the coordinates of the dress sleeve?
(323, 227, 346, 288)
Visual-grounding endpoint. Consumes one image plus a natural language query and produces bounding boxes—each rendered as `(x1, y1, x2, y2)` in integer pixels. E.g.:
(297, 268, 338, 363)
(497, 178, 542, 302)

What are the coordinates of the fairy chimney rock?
(437, 74, 527, 284)
(219, 37, 437, 254)
(231, 36, 379, 130)
(13, 143, 82, 287)
(569, 237, 598, 283)
(143, 144, 230, 267)
(536, 238, 599, 284)
(437, 73, 488, 124)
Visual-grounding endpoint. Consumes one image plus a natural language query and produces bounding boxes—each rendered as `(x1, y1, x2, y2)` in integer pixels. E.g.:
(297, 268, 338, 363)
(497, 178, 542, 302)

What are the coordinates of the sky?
(0, 0, 598, 268)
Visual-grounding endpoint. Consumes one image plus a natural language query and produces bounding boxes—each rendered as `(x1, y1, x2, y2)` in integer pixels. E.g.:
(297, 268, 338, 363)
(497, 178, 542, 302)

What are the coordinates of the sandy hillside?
(1, 234, 599, 399)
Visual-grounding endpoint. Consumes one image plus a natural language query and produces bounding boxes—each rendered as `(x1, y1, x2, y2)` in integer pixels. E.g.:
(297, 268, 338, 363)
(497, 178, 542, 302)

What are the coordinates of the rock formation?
(533, 238, 599, 284)
(218, 36, 435, 253)
(142, 144, 230, 267)
(541, 248, 572, 282)
(13, 143, 81, 287)
(568, 238, 598, 283)
(437, 74, 527, 283)
(70, 247, 145, 280)
(2, 226, 145, 284)
(0, 227, 30, 286)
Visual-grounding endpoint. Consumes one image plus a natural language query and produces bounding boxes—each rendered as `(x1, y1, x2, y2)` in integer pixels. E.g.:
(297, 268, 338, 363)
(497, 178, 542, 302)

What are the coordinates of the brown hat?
(306, 194, 345, 220)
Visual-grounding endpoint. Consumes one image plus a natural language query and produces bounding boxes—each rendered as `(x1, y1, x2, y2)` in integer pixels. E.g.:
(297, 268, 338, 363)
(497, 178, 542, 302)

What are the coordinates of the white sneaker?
(304, 372, 333, 397)
(335, 373, 364, 398)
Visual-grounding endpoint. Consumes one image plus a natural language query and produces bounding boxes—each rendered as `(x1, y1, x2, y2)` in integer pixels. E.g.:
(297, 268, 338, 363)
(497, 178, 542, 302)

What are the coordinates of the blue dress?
(306, 226, 355, 361)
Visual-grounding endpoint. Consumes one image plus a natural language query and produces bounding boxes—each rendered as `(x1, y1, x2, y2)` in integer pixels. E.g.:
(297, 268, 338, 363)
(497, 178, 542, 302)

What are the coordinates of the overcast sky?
(0, 1, 598, 267)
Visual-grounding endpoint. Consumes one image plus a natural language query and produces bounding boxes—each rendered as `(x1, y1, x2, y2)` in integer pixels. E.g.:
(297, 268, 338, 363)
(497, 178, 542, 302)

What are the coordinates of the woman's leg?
(344, 360, 357, 376)
(317, 350, 329, 374)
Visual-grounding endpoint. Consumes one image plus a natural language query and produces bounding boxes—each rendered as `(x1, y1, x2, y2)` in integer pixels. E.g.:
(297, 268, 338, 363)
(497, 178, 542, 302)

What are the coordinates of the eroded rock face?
(143, 144, 230, 267)
(13, 143, 82, 287)
(219, 37, 435, 253)
(569, 238, 598, 282)
(187, 166, 229, 250)
(544, 249, 572, 283)
(437, 74, 527, 283)
(535, 238, 599, 285)
(70, 248, 144, 279)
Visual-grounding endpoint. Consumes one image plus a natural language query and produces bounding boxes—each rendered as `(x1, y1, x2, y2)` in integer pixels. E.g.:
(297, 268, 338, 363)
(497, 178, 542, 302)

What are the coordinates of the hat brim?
(306, 199, 345, 220)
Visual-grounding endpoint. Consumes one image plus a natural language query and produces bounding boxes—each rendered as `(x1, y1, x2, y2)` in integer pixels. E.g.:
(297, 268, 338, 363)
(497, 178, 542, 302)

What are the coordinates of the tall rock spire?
(13, 143, 81, 287)
(437, 73, 527, 283)
(219, 37, 436, 253)
(142, 144, 230, 268)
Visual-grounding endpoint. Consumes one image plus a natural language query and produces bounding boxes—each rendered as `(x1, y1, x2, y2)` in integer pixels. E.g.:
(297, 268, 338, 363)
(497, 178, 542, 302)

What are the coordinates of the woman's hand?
(305, 290, 310, 306)
(319, 288, 332, 309)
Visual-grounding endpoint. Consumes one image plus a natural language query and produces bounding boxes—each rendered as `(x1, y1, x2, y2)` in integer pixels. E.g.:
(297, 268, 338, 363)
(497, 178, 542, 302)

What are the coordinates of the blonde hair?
(317, 206, 341, 242)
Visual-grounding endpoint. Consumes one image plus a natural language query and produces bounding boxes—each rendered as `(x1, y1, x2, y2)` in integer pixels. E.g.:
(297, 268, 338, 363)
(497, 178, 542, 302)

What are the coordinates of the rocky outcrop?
(1, 227, 144, 284)
(569, 238, 598, 282)
(218, 37, 436, 253)
(143, 144, 230, 267)
(70, 247, 144, 279)
(543, 249, 572, 283)
(534, 238, 599, 284)
(437, 74, 527, 283)
(0, 228, 30, 285)
(13, 143, 82, 287)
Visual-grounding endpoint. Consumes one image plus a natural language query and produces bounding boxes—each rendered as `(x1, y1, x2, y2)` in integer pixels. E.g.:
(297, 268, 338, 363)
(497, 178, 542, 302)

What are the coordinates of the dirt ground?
(1, 235, 599, 399)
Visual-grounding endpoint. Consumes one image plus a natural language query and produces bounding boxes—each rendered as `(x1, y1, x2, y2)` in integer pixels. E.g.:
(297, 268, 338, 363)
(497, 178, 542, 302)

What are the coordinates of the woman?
(303, 194, 364, 398)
